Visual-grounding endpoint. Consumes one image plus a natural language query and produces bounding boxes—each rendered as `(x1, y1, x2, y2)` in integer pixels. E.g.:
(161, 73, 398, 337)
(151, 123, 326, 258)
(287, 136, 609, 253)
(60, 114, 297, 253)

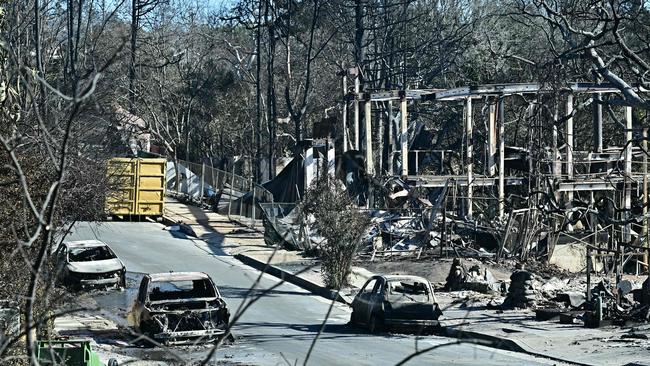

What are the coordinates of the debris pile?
(582, 278, 650, 327)
(502, 268, 537, 309)
(442, 258, 504, 294)
(444, 258, 466, 291)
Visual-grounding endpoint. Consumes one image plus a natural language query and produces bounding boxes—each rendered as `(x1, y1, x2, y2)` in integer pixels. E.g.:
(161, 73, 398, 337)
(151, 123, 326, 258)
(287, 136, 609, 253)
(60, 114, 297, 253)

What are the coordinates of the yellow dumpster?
(106, 158, 166, 216)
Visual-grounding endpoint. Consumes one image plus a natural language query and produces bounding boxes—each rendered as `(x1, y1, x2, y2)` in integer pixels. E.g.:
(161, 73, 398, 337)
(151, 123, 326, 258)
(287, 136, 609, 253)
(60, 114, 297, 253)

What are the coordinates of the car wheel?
(368, 314, 383, 334)
(107, 358, 119, 366)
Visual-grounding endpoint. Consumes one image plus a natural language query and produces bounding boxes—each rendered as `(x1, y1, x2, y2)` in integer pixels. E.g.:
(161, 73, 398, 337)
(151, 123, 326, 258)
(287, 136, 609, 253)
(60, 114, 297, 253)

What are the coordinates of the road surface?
(66, 221, 570, 365)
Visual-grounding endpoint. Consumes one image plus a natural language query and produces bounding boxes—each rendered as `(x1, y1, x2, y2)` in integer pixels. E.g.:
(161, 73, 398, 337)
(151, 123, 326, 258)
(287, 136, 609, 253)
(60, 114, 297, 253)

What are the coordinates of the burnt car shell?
(56, 240, 126, 290)
(130, 272, 230, 345)
(351, 275, 442, 333)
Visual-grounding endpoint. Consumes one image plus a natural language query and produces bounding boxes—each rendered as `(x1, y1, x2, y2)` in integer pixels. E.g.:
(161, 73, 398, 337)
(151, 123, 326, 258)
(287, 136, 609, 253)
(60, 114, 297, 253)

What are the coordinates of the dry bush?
(300, 173, 369, 289)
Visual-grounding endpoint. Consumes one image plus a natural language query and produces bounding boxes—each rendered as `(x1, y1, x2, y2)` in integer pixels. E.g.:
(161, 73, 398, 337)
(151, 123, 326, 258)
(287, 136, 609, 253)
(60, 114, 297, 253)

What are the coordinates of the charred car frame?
(350, 275, 442, 333)
(55, 240, 126, 290)
(129, 272, 230, 345)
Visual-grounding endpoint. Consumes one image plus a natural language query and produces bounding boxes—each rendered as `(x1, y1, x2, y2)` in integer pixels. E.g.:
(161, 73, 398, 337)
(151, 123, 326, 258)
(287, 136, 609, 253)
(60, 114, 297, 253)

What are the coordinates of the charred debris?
(256, 82, 650, 329)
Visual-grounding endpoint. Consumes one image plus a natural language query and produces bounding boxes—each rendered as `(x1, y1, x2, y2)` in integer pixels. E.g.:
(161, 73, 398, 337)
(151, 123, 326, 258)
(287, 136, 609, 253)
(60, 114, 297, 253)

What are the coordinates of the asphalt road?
(66, 221, 569, 365)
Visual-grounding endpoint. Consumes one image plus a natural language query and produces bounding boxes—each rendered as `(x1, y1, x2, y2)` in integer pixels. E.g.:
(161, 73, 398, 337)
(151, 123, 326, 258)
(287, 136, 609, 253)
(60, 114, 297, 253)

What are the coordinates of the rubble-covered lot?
(356, 256, 650, 365)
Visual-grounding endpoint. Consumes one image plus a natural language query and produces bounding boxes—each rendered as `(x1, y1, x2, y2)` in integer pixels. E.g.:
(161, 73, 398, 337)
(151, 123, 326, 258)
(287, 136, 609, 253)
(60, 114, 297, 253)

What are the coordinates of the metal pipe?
(354, 76, 360, 150)
(365, 97, 373, 175)
(400, 94, 408, 177)
(466, 97, 473, 219)
(566, 94, 574, 202)
(642, 128, 650, 271)
(624, 106, 633, 243)
(488, 102, 497, 177)
(498, 98, 505, 219)
(342, 70, 348, 152)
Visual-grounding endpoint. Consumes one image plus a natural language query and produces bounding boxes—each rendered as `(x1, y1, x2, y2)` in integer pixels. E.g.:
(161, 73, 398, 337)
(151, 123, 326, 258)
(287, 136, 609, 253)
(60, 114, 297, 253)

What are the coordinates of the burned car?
(350, 275, 442, 333)
(129, 272, 230, 345)
(55, 240, 126, 290)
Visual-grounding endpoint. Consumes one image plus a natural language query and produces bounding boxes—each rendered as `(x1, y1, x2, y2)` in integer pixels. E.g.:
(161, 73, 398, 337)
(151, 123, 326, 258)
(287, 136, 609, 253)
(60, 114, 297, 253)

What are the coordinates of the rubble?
(502, 268, 537, 309)
(442, 258, 504, 294)
(443, 258, 466, 291)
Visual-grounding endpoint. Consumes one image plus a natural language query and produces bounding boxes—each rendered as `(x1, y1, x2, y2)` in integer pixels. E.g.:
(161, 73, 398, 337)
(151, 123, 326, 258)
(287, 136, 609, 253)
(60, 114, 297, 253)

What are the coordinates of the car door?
(352, 278, 378, 323)
(55, 245, 69, 282)
(131, 276, 149, 328)
(366, 278, 385, 321)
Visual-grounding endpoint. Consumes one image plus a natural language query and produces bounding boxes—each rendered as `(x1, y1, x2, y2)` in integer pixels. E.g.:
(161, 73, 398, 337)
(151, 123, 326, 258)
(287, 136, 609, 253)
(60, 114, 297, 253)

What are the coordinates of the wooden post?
(566, 94, 574, 202)
(624, 106, 633, 243)
(466, 97, 473, 219)
(400, 93, 408, 177)
(365, 96, 373, 176)
(498, 98, 505, 219)
(354, 76, 360, 150)
(488, 101, 497, 177)
(342, 71, 348, 152)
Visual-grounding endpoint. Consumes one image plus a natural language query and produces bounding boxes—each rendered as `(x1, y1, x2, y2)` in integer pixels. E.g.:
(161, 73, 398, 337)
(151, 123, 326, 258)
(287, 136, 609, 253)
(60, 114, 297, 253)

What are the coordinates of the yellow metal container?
(106, 158, 166, 216)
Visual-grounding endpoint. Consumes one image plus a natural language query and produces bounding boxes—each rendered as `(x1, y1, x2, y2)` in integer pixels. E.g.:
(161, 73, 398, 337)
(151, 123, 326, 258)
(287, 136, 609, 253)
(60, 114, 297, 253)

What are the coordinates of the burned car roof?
(148, 271, 211, 282)
(64, 239, 109, 248)
(381, 275, 431, 283)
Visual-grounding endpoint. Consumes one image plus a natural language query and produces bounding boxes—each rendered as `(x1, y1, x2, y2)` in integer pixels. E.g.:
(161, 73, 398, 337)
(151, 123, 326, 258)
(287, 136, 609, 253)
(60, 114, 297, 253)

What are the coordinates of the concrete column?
(488, 102, 497, 177)
(593, 93, 603, 152)
(400, 95, 408, 177)
(552, 121, 560, 176)
(328, 140, 336, 178)
(365, 97, 373, 176)
(566, 94, 574, 202)
(354, 77, 360, 150)
(624, 106, 633, 243)
(498, 98, 505, 219)
(305, 146, 315, 189)
(466, 97, 473, 219)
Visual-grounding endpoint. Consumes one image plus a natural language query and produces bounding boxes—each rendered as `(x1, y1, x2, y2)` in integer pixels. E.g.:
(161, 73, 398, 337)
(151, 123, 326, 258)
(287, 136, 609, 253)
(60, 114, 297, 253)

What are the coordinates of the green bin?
(37, 340, 117, 366)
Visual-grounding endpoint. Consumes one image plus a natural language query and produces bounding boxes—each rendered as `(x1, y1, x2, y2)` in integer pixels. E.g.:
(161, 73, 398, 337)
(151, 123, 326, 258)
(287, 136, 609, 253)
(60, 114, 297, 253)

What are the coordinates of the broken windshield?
(68, 246, 117, 262)
(148, 279, 216, 301)
(386, 280, 430, 303)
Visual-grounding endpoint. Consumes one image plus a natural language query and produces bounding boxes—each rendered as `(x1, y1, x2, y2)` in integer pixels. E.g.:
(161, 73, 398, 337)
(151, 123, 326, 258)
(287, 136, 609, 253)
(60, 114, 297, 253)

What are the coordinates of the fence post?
(200, 162, 205, 207)
(251, 183, 256, 228)
(228, 166, 235, 219)
(239, 178, 245, 218)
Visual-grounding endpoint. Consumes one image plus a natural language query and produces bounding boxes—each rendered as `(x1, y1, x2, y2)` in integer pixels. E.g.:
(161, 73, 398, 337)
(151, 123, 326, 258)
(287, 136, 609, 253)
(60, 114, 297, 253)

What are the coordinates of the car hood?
(66, 259, 123, 274)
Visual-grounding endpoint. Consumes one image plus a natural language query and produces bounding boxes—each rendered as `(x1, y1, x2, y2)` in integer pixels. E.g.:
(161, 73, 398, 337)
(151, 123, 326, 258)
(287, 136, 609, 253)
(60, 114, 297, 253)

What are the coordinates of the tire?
(368, 314, 383, 334)
(108, 359, 119, 366)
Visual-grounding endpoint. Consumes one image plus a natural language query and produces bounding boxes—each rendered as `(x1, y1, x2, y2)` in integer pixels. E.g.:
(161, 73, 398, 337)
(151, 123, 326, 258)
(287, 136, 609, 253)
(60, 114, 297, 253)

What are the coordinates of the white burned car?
(350, 275, 442, 333)
(129, 272, 230, 345)
(55, 240, 126, 290)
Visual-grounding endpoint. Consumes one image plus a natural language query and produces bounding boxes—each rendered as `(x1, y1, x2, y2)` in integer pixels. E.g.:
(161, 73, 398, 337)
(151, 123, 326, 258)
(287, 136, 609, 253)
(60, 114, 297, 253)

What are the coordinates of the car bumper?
(384, 318, 440, 328)
(153, 328, 227, 344)
(70, 276, 122, 287)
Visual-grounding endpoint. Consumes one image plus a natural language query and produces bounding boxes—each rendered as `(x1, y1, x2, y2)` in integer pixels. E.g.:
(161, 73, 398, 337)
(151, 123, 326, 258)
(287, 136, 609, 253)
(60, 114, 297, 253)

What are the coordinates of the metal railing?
(167, 159, 274, 230)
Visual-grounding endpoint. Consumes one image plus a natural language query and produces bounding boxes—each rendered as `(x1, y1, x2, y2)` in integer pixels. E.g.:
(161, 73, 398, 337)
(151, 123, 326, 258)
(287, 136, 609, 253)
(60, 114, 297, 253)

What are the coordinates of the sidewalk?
(163, 198, 650, 366)
(163, 198, 372, 302)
